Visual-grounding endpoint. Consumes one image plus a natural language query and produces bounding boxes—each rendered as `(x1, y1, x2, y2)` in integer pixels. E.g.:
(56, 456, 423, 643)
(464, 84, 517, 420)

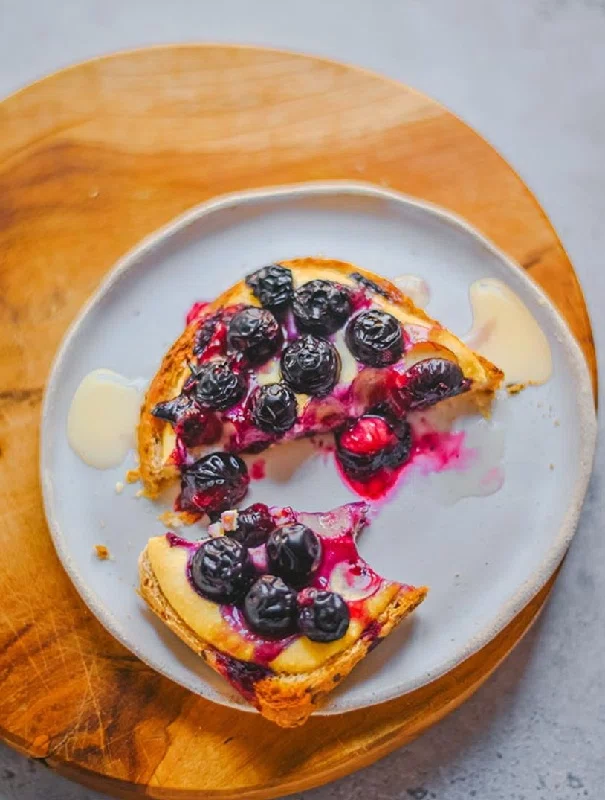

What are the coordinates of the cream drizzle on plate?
(465, 278, 552, 386)
(67, 369, 143, 469)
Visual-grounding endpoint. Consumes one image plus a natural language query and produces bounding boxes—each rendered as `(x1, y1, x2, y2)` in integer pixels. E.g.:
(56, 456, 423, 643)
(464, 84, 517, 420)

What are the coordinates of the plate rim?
(40, 179, 597, 715)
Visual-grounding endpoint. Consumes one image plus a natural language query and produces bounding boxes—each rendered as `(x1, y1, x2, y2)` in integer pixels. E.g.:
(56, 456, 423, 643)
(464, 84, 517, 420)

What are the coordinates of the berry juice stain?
(250, 459, 266, 480)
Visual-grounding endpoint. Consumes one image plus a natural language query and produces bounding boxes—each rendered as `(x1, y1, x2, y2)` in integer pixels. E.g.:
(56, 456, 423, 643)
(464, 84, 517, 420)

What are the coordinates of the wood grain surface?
(0, 45, 596, 799)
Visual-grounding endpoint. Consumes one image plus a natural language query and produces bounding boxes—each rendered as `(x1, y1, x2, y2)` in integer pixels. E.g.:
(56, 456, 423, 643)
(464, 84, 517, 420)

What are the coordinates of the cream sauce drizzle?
(67, 369, 143, 469)
(465, 278, 552, 386)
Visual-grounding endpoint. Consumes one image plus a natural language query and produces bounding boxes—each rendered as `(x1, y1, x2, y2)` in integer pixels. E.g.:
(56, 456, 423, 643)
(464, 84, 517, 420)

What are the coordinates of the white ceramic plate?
(41, 182, 596, 714)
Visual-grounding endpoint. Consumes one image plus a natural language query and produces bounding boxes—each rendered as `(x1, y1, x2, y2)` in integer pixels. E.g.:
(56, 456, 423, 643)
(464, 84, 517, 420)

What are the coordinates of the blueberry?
(292, 280, 352, 336)
(244, 575, 297, 636)
(246, 265, 294, 312)
(336, 414, 412, 478)
(383, 419, 412, 468)
(335, 415, 397, 478)
(251, 383, 298, 435)
(179, 452, 250, 516)
(346, 309, 403, 366)
(193, 312, 221, 356)
(393, 358, 471, 411)
(151, 394, 195, 424)
(266, 523, 322, 588)
(227, 307, 283, 365)
(298, 588, 350, 642)
(175, 410, 222, 448)
(192, 359, 247, 411)
(190, 537, 255, 603)
(281, 335, 340, 396)
(349, 271, 392, 299)
(226, 503, 274, 548)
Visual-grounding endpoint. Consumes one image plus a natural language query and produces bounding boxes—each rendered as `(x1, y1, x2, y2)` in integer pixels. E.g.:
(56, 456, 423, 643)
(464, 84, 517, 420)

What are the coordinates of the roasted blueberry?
(349, 271, 391, 299)
(346, 309, 403, 367)
(189, 536, 255, 603)
(151, 394, 195, 424)
(226, 503, 274, 548)
(251, 383, 298, 435)
(244, 575, 297, 636)
(336, 415, 397, 477)
(383, 419, 412, 468)
(297, 588, 350, 642)
(193, 359, 246, 411)
(281, 335, 340, 396)
(174, 409, 222, 448)
(336, 414, 412, 478)
(292, 279, 352, 336)
(193, 312, 221, 356)
(391, 358, 471, 411)
(227, 307, 283, 365)
(179, 452, 250, 516)
(246, 265, 294, 312)
(266, 523, 322, 588)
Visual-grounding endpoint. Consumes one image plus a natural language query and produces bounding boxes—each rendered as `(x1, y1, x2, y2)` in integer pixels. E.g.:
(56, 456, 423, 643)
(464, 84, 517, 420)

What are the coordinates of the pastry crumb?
(159, 510, 185, 528)
(549, 463, 555, 471)
(94, 545, 110, 560)
(126, 469, 140, 484)
(115, 481, 124, 494)
(506, 382, 526, 396)
(135, 489, 145, 498)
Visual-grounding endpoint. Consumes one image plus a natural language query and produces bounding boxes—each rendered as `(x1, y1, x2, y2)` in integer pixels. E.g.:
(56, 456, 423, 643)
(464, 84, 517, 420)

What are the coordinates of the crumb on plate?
(94, 545, 110, 561)
(126, 469, 140, 484)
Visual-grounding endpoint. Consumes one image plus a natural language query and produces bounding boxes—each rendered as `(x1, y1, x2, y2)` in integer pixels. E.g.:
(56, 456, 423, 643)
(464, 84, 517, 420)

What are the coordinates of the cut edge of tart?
(138, 257, 503, 502)
(138, 502, 428, 728)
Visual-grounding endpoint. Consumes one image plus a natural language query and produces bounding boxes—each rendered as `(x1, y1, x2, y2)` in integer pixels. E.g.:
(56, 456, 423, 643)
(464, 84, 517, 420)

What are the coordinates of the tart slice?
(138, 258, 503, 513)
(138, 501, 427, 727)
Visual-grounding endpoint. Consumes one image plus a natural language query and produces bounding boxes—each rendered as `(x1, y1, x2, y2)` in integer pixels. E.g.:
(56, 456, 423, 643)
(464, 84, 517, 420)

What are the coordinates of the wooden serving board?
(0, 46, 596, 799)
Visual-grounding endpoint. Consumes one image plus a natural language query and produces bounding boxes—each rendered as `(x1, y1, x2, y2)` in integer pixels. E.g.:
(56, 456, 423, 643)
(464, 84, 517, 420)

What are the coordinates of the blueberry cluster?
(153, 263, 473, 508)
(189, 510, 350, 642)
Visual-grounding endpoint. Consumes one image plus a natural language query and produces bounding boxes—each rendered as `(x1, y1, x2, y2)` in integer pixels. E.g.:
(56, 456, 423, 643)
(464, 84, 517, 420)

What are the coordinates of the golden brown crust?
(138, 548, 427, 728)
(138, 258, 504, 496)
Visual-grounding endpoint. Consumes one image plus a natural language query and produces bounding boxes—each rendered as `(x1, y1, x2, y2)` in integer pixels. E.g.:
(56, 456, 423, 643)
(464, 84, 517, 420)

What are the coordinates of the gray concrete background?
(0, 1, 603, 798)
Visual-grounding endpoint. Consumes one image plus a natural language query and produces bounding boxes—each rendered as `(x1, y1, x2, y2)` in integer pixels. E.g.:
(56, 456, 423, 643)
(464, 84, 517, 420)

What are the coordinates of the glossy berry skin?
(226, 503, 275, 548)
(179, 452, 250, 516)
(266, 523, 322, 588)
(245, 265, 294, 312)
(152, 394, 195, 424)
(193, 312, 221, 356)
(391, 358, 471, 412)
(297, 588, 350, 642)
(189, 536, 255, 603)
(336, 414, 412, 478)
(336, 415, 397, 477)
(244, 575, 297, 636)
(349, 271, 391, 299)
(227, 307, 283, 365)
(193, 359, 247, 411)
(292, 279, 352, 336)
(346, 309, 403, 367)
(281, 335, 340, 396)
(251, 383, 298, 435)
